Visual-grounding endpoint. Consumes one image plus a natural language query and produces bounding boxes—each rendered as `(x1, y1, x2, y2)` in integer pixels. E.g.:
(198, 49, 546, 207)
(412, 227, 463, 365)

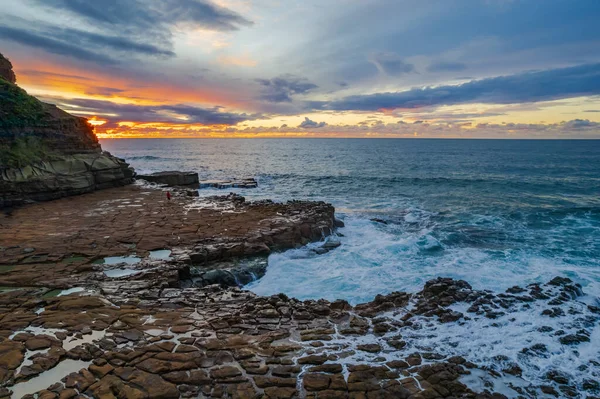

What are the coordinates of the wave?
(127, 155, 172, 161)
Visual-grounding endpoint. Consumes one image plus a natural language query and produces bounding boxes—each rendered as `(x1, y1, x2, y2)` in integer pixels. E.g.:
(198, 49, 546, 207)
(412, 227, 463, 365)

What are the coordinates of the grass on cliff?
(0, 77, 46, 126)
(0, 137, 54, 169)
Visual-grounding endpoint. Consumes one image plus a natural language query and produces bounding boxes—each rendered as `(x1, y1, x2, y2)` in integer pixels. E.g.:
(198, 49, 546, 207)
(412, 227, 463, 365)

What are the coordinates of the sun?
(88, 116, 107, 126)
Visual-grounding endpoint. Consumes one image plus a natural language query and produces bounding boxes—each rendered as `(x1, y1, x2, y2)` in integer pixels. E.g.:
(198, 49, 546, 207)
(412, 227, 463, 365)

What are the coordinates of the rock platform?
(137, 172, 199, 187)
(1, 185, 597, 398)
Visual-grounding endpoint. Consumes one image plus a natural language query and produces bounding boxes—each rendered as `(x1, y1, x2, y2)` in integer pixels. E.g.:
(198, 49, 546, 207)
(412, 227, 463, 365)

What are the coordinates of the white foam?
(249, 215, 600, 304)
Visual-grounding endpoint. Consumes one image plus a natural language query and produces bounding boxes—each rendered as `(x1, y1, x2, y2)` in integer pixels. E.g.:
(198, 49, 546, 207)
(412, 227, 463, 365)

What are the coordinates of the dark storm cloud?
(298, 117, 327, 129)
(49, 98, 258, 126)
(50, 28, 175, 57)
(0, 24, 174, 63)
(256, 75, 318, 103)
(1, 0, 252, 64)
(427, 61, 468, 73)
(311, 63, 600, 111)
(34, 0, 252, 32)
(0, 26, 117, 65)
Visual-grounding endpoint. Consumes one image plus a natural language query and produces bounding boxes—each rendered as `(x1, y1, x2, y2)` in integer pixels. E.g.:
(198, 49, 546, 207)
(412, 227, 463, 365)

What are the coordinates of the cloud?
(1, 0, 252, 64)
(369, 52, 415, 76)
(35, 0, 252, 32)
(427, 61, 468, 73)
(47, 97, 258, 126)
(0, 26, 118, 65)
(97, 119, 600, 139)
(84, 87, 126, 96)
(311, 63, 600, 111)
(256, 75, 318, 103)
(562, 119, 599, 129)
(18, 70, 93, 82)
(298, 117, 327, 129)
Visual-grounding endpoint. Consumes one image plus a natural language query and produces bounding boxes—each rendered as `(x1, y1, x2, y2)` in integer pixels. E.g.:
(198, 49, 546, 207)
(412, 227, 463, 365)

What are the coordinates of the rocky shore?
(1, 53, 598, 399)
(0, 53, 134, 208)
(2, 183, 598, 398)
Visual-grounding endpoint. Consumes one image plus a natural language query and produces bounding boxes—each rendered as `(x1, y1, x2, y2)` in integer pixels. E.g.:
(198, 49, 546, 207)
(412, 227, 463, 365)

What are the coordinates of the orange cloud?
(13, 58, 250, 111)
(88, 116, 107, 126)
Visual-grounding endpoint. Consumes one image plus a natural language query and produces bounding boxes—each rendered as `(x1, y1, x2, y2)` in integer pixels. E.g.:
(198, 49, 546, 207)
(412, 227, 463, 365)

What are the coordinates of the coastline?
(1, 183, 597, 398)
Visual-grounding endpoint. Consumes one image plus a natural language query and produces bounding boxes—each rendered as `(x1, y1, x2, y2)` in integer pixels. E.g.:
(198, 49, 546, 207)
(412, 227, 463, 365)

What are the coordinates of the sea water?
(102, 138, 600, 302)
(102, 138, 600, 394)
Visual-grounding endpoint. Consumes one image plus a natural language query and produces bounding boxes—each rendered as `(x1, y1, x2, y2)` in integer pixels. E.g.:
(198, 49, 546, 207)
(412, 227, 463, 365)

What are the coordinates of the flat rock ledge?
(0, 153, 134, 208)
(1, 275, 593, 398)
(0, 184, 335, 273)
(1, 186, 597, 398)
(199, 179, 258, 189)
(137, 171, 199, 187)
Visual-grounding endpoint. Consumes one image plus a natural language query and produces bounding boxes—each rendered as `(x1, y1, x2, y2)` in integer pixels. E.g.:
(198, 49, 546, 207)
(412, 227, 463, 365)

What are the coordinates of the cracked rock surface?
(1, 186, 598, 398)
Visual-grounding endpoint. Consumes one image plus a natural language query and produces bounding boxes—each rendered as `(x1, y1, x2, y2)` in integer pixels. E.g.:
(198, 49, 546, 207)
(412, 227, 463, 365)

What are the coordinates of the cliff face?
(0, 54, 134, 207)
(0, 54, 16, 84)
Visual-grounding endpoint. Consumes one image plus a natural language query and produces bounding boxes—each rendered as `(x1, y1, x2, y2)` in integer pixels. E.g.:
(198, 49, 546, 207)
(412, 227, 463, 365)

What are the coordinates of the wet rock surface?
(0, 185, 335, 277)
(199, 178, 258, 189)
(0, 154, 134, 208)
(1, 270, 597, 398)
(137, 171, 199, 187)
(0, 281, 507, 399)
(2, 273, 592, 398)
(1, 186, 598, 398)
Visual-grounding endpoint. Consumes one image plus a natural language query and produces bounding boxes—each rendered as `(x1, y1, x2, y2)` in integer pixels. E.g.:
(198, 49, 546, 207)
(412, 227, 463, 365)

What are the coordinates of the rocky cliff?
(0, 54, 16, 84)
(0, 53, 133, 207)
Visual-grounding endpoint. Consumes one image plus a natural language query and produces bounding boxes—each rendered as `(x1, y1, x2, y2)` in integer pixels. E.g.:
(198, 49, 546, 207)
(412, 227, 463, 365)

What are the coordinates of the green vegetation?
(0, 136, 55, 169)
(0, 77, 46, 126)
(0, 76, 57, 168)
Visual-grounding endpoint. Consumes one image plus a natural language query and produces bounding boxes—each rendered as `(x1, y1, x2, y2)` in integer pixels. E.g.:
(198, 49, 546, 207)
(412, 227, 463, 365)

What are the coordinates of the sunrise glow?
(1, 1, 598, 139)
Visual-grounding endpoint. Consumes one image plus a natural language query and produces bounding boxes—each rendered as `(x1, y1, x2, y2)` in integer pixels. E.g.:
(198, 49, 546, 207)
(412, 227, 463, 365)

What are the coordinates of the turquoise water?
(101, 138, 600, 303)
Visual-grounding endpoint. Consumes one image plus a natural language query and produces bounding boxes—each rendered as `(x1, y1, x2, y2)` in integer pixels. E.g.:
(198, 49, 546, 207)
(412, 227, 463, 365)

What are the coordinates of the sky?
(1, 0, 599, 138)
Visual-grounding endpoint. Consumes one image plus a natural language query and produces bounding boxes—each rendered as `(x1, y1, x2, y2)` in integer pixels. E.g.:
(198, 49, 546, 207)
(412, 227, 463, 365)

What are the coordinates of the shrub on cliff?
(0, 137, 54, 169)
(0, 77, 46, 127)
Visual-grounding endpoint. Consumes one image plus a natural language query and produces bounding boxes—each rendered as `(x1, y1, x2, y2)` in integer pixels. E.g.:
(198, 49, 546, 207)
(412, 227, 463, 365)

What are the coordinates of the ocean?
(101, 138, 600, 394)
(102, 138, 600, 303)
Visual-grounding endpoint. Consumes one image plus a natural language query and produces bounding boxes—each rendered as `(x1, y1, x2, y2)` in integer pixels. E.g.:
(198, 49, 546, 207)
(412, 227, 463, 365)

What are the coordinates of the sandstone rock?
(0, 55, 135, 207)
(0, 340, 24, 371)
(0, 54, 16, 83)
(210, 365, 243, 380)
(137, 171, 199, 187)
(25, 336, 55, 350)
(304, 373, 331, 391)
(198, 178, 258, 189)
(1, 154, 133, 207)
(163, 370, 210, 385)
(127, 370, 179, 399)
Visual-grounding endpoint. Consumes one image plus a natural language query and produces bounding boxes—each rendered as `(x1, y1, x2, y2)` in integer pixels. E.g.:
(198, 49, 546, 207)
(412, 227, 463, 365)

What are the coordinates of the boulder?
(0, 153, 134, 207)
(137, 171, 199, 187)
